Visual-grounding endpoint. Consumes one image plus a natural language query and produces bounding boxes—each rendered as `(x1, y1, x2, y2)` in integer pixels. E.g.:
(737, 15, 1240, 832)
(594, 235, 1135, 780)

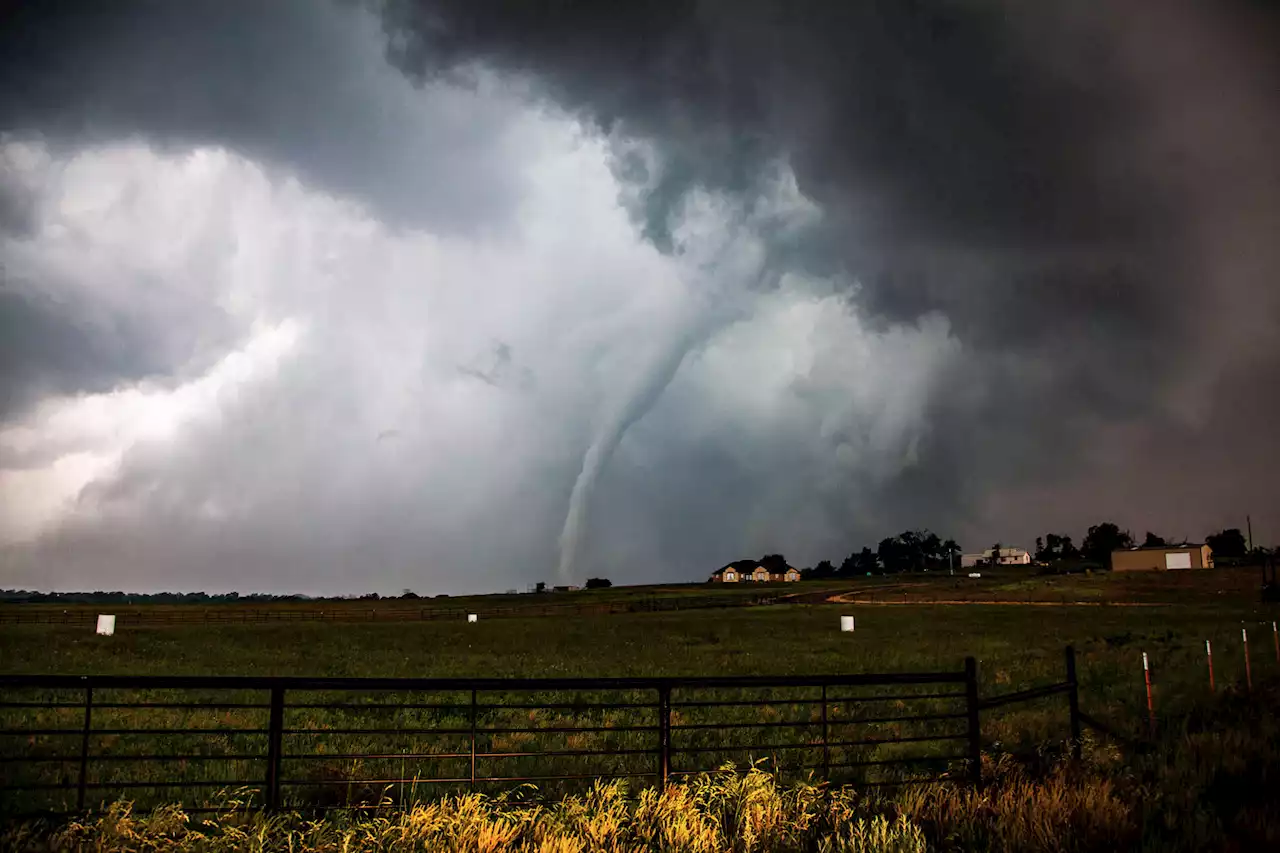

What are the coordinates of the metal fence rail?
(1, 667, 981, 816)
(1, 648, 1095, 817)
(0, 593, 778, 627)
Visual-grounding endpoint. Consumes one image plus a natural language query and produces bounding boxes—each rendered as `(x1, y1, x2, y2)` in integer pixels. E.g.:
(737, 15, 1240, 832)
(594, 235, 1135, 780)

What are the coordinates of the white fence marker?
(467, 614, 478, 623)
(96, 615, 116, 636)
(840, 615, 855, 632)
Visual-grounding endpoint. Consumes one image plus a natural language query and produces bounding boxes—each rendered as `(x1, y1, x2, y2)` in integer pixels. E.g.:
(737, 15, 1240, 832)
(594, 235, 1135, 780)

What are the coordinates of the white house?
(961, 547, 1031, 568)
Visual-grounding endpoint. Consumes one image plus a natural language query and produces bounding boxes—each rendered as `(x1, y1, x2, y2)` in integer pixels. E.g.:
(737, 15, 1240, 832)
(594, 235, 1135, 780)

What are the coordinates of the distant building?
(709, 559, 801, 583)
(551, 585, 581, 592)
(961, 548, 1031, 568)
(1111, 544, 1213, 571)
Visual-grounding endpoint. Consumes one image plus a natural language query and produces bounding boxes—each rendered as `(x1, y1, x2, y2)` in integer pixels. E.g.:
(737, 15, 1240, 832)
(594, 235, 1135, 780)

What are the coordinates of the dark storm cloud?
(3, 0, 1279, 596)
(0, 241, 242, 421)
(383, 1, 1153, 271)
(0, 291, 147, 421)
(0, 0, 530, 234)
(382, 0, 1280, 545)
(0, 0, 540, 422)
(0, 181, 37, 238)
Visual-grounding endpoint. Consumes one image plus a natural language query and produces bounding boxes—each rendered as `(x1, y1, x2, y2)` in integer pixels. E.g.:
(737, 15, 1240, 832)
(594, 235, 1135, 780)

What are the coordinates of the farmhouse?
(1111, 544, 1214, 571)
(709, 559, 801, 583)
(960, 547, 1032, 568)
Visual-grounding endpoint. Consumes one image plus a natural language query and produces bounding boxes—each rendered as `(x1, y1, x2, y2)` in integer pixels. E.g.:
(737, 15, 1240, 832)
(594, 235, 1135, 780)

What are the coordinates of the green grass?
(2, 570, 1278, 838)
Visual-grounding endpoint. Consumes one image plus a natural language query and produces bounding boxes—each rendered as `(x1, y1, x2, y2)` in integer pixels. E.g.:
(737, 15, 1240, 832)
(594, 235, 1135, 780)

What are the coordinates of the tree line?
(0, 590, 318, 605)
(1031, 523, 1259, 569)
(800, 530, 963, 579)
(0, 590, 468, 605)
(796, 523, 1263, 579)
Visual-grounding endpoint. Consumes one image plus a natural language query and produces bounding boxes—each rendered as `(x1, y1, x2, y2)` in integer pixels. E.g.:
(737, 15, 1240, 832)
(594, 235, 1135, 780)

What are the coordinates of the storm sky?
(1, 0, 1278, 594)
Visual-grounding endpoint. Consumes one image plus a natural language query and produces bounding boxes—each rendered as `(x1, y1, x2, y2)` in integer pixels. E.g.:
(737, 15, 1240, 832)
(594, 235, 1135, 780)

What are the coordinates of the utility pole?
(1247, 515, 1254, 552)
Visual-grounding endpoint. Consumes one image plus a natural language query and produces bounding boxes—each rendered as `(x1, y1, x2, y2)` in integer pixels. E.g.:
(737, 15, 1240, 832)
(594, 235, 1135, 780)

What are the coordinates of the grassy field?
(3, 568, 1278, 850)
(833, 564, 1269, 605)
(0, 582, 805, 627)
(1, 579, 808, 612)
(6, 567, 1262, 623)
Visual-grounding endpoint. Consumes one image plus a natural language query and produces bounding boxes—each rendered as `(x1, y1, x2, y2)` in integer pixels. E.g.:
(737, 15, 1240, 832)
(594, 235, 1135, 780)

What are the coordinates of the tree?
(877, 537, 911, 574)
(585, 577, 612, 589)
(802, 560, 833, 580)
(1034, 536, 1046, 562)
(989, 542, 1003, 568)
(854, 547, 878, 575)
(838, 548, 879, 576)
(1041, 534, 1071, 561)
(1206, 528, 1247, 559)
(759, 554, 789, 573)
(1142, 531, 1166, 548)
(1082, 523, 1133, 568)
(535, 582, 547, 594)
(898, 530, 922, 571)
(919, 531, 943, 570)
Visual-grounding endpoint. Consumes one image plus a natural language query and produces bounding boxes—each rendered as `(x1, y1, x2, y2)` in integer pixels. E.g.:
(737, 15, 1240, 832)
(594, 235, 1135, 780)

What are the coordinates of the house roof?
(711, 562, 799, 577)
(1115, 543, 1205, 551)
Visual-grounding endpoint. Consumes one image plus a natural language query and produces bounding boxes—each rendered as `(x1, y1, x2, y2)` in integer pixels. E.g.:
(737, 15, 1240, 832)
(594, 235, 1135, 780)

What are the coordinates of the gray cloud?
(0, 290, 167, 423)
(383, 0, 1280, 543)
(0, 0, 550, 418)
(1, 0, 1279, 595)
(0, 0, 535, 235)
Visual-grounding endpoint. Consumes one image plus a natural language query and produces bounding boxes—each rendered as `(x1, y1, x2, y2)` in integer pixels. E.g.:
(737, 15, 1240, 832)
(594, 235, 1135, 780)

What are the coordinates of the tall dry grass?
(3, 772, 927, 853)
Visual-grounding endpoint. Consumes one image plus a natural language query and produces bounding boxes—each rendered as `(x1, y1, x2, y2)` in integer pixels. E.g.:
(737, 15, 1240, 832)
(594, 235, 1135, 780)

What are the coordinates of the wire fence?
(1119, 618, 1280, 737)
(0, 651, 1099, 818)
(0, 593, 780, 628)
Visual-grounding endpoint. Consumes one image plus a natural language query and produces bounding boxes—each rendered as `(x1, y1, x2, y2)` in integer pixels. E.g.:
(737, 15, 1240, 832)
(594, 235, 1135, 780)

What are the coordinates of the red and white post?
(1143, 652, 1155, 737)
(1273, 621, 1278, 666)
(1206, 639, 1215, 692)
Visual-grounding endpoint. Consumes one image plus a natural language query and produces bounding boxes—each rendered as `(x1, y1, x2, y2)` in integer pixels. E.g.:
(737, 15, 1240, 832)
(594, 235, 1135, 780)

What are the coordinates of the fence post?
(1203, 637, 1213, 691)
(469, 689, 478, 789)
(657, 683, 671, 789)
(964, 656, 982, 789)
(265, 686, 285, 811)
(1142, 652, 1155, 738)
(1243, 628, 1253, 692)
(77, 685, 93, 811)
(1064, 646, 1081, 762)
(821, 684, 830, 780)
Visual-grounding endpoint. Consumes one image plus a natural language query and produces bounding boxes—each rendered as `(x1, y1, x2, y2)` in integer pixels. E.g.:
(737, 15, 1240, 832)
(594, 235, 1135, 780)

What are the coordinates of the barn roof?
(1116, 543, 1205, 551)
